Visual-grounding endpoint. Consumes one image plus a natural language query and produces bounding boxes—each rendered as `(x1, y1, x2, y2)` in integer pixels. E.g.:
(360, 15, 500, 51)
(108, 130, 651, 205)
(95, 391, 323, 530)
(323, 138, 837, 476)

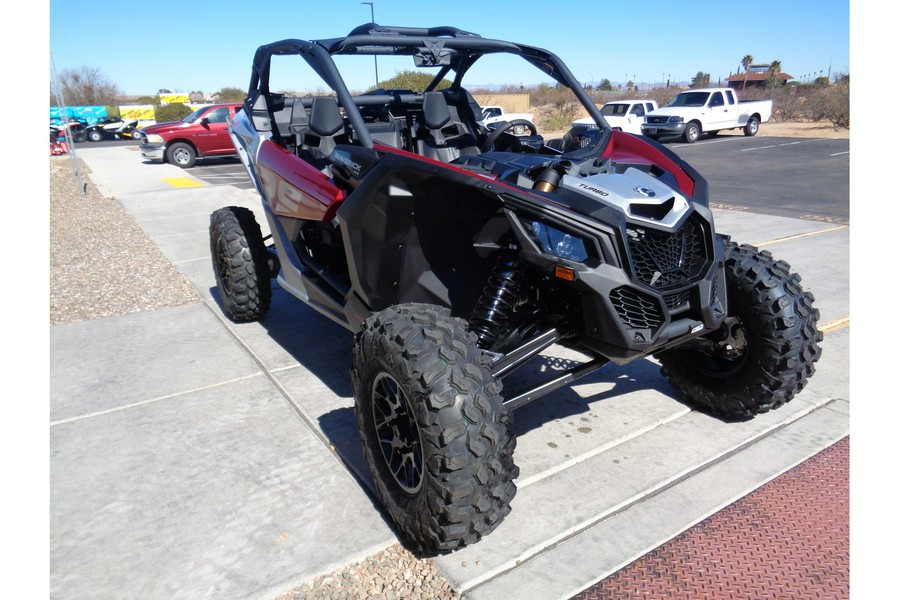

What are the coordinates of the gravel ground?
(49, 156, 199, 324)
(49, 156, 460, 599)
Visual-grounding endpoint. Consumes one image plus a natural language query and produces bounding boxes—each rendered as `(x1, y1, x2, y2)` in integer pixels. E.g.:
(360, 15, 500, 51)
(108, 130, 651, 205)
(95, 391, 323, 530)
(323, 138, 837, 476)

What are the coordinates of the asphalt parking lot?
(91, 133, 850, 222)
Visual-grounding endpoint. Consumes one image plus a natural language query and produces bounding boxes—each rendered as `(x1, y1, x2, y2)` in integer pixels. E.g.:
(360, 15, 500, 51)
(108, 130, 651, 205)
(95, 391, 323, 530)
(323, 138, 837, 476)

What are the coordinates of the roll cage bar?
(246, 23, 611, 149)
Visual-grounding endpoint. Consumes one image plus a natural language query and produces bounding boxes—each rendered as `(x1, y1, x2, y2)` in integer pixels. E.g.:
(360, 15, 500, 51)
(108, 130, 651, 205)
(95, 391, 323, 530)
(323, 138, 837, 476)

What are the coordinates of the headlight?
(526, 220, 589, 263)
(668, 116, 684, 124)
(144, 133, 165, 144)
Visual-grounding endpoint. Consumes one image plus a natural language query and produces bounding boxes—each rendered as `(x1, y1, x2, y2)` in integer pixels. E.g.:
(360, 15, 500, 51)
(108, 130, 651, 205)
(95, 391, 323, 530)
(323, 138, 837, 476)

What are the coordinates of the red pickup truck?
(139, 103, 242, 168)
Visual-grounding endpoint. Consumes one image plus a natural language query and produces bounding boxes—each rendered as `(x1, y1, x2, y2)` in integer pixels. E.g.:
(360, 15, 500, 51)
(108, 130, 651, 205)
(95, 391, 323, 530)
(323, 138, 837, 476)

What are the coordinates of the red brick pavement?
(571, 437, 849, 600)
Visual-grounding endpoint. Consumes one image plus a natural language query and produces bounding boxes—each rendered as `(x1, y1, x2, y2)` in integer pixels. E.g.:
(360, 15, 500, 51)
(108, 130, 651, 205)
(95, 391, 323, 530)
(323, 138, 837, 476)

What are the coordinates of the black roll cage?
(246, 23, 611, 149)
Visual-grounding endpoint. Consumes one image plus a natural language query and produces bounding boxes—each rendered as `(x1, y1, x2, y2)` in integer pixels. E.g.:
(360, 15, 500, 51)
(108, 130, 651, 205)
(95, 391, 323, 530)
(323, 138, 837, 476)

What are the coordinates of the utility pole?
(361, 2, 379, 85)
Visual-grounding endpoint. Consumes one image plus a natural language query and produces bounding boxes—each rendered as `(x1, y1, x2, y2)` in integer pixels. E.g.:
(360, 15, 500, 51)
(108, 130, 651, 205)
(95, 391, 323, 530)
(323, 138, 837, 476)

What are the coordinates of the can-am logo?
(634, 186, 656, 197)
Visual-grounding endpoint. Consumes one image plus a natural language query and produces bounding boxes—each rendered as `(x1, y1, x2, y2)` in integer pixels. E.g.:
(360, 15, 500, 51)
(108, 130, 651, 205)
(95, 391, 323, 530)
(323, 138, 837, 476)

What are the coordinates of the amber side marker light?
(555, 265, 576, 281)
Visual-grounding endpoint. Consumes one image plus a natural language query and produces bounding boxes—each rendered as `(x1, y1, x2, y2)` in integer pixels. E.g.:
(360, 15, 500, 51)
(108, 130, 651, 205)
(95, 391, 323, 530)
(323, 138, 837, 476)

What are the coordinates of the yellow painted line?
(756, 224, 848, 247)
(162, 177, 205, 188)
(819, 317, 850, 334)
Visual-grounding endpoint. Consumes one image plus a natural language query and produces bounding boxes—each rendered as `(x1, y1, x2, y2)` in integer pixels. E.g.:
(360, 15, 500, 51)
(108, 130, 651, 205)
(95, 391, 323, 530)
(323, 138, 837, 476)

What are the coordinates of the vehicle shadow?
(213, 283, 681, 465)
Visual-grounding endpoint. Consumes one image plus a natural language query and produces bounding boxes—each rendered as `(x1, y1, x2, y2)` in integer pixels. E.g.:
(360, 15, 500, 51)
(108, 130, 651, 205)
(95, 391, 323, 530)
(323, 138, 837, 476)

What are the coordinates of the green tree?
(741, 54, 754, 90)
(365, 70, 450, 93)
(598, 78, 614, 91)
(690, 72, 710, 88)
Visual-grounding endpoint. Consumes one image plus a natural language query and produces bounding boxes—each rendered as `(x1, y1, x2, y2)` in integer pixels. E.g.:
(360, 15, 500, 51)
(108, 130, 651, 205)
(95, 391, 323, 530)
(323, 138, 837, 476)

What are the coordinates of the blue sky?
(48, 0, 851, 97)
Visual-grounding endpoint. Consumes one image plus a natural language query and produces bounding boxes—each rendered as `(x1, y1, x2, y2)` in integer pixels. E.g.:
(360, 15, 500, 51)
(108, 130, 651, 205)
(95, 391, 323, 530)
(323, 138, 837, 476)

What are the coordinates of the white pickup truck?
(480, 105, 535, 135)
(641, 88, 772, 143)
(571, 99, 659, 135)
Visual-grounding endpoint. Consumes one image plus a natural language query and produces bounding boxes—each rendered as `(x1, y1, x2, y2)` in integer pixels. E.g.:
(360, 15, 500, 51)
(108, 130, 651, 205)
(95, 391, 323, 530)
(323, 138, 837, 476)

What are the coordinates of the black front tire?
(657, 241, 823, 420)
(88, 130, 103, 142)
(209, 206, 271, 322)
(351, 303, 518, 554)
(167, 141, 196, 168)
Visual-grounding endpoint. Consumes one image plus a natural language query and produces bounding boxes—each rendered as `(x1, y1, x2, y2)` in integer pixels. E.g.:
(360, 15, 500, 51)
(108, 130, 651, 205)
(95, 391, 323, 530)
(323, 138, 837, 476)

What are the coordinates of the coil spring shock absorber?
(468, 254, 529, 349)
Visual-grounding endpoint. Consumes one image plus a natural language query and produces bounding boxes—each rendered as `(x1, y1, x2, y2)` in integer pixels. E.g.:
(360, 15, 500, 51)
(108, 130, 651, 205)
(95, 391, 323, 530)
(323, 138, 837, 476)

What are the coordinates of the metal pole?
(50, 51, 87, 197)
(361, 2, 379, 85)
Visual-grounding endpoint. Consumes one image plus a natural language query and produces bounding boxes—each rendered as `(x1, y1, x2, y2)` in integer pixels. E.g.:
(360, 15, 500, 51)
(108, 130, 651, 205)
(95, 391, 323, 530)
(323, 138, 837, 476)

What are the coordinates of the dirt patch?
(731, 121, 848, 139)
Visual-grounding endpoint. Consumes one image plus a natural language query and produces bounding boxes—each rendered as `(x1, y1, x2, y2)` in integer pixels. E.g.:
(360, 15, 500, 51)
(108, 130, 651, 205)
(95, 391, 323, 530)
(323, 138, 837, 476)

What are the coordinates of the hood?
(559, 167, 690, 230)
(142, 120, 189, 133)
(647, 107, 693, 117)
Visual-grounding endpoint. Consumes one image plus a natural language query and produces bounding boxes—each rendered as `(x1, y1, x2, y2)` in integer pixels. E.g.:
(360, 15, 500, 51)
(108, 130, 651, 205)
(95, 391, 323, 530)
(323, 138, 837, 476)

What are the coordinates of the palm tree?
(768, 60, 783, 87)
(741, 54, 754, 90)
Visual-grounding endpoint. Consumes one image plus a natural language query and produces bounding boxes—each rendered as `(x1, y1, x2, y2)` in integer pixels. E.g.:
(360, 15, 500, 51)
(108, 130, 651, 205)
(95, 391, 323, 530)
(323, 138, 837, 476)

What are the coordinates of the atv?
(209, 24, 822, 554)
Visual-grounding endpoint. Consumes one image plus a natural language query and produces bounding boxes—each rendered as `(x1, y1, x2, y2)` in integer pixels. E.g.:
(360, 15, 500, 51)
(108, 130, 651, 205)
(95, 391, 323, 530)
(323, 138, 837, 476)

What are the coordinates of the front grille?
(664, 290, 691, 311)
(647, 116, 669, 124)
(609, 287, 664, 330)
(626, 215, 708, 289)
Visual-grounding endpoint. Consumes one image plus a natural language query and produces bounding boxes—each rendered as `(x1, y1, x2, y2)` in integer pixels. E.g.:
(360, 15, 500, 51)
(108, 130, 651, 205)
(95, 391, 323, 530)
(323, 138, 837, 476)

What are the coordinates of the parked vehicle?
(571, 100, 659, 135)
(139, 104, 242, 167)
(55, 117, 88, 143)
(641, 88, 772, 143)
(480, 105, 535, 135)
(50, 127, 69, 155)
(85, 117, 140, 142)
(210, 24, 822, 554)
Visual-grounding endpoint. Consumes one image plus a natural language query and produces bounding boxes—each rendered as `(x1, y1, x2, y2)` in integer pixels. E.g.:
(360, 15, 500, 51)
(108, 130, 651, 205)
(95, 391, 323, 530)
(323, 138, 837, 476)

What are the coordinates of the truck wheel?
(351, 303, 518, 553)
(209, 206, 271, 322)
(167, 142, 197, 168)
(743, 117, 760, 137)
(682, 122, 700, 143)
(656, 241, 822, 421)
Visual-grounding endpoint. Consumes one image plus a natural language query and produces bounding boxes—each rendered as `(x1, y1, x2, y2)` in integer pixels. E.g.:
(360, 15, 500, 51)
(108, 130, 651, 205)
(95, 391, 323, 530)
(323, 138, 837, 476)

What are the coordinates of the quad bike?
(209, 24, 822, 554)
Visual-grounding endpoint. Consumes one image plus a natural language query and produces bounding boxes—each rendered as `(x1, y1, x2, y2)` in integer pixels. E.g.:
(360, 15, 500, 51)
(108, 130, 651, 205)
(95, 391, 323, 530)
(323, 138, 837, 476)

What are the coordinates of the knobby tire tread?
(351, 303, 518, 554)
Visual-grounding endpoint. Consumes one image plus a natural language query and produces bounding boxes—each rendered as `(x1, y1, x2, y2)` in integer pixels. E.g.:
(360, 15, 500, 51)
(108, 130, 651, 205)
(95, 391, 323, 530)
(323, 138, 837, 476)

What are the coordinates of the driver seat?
(416, 91, 480, 162)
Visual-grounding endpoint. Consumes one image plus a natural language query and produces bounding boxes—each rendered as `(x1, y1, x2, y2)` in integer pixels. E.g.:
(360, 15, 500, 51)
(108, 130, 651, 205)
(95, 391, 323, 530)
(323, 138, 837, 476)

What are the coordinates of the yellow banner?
(118, 105, 155, 120)
(159, 93, 190, 104)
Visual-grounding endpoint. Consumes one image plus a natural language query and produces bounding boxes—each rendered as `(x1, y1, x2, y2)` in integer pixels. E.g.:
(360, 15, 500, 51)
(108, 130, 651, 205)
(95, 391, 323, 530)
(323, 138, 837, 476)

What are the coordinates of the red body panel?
(601, 130, 695, 197)
(257, 140, 346, 222)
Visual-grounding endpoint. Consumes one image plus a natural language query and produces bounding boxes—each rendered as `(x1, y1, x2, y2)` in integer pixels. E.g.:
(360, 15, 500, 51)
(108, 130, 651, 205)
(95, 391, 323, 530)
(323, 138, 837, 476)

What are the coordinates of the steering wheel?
(481, 119, 538, 152)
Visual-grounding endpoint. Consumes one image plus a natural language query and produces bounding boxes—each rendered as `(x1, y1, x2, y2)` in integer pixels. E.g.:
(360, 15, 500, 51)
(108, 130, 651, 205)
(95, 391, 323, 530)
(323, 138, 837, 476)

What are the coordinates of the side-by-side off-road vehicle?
(209, 24, 822, 554)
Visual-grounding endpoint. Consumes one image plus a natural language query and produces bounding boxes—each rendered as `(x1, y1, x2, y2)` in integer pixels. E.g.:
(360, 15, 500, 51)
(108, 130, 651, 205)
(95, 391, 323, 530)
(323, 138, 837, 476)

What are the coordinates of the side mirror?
(201, 117, 210, 126)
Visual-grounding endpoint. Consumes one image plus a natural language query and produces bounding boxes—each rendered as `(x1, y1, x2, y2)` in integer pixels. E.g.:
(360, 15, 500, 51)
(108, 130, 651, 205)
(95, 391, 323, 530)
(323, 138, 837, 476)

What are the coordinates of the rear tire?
(744, 116, 760, 137)
(167, 141, 196, 168)
(209, 206, 271, 322)
(656, 241, 822, 420)
(351, 303, 518, 554)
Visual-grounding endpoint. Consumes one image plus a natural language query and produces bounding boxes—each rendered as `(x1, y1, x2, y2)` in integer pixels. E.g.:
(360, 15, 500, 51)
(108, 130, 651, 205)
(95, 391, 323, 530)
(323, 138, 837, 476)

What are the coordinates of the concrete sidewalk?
(50, 145, 849, 599)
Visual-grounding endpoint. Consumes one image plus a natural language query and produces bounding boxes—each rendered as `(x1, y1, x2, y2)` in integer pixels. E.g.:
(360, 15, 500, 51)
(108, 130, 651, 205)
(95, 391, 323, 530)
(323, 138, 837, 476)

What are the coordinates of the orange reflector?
(555, 265, 576, 281)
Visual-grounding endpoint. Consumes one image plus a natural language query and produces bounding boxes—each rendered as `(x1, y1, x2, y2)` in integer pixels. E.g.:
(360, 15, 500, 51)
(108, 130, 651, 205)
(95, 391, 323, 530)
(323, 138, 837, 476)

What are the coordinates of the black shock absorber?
(468, 254, 529, 349)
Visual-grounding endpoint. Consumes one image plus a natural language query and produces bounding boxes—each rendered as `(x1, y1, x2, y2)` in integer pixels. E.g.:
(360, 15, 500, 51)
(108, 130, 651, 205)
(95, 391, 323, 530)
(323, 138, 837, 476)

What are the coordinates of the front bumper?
(641, 122, 686, 137)
(140, 143, 166, 162)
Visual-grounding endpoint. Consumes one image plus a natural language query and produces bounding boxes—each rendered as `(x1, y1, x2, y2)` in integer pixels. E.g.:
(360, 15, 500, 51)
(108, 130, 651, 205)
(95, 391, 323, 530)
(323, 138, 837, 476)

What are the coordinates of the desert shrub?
(366, 70, 450, 93)
(154, 103, 193, 123)
(804, 83, 849, 128)
(216, 87, 246, 102)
